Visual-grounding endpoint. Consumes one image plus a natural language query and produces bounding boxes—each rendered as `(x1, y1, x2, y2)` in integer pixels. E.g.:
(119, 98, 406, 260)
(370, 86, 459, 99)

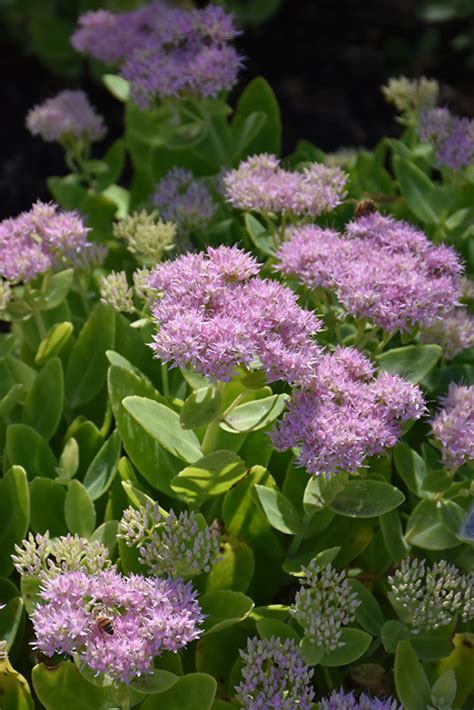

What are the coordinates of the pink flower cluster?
(153, 168, 218, 233)
(32, 569, 203, 683)
(72, 5, 158, 65)
(0, 202, 89, 282)
(419, 107, 474, 171)
(420, 308, 474, 360)
(272, 347, 425, 475)
(26, 90, 106, 144)
(224, 154, 348, 217)
(431, 384, 474, 471)
(73, 4, 242, 107)
(276, 213, 463, 332)
(149, 245, 322, 383)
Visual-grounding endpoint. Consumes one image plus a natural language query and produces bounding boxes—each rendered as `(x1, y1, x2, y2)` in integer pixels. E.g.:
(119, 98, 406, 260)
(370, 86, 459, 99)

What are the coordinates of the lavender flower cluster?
(420, 307, 474, 360)
(149, 245, 322, 384)
(118, 503, 220, 578)
(0, 201, 89, 282)
(224, 154, 348, 217)
(419, 107, 474, 171)
(32, 569, 203, 683)
(430, 384, 474, 471)
(26, 90, 106, 145)
(290, 562, 360, 652)
(73, 3, 242, 107)
(235, 636, 315, 709)
(276, 212, 463, 332)
(153, 168, 218, 235)
(272, 347, 425, 476)
(320, 689, 400, 709)
(388, 558, 474, 633)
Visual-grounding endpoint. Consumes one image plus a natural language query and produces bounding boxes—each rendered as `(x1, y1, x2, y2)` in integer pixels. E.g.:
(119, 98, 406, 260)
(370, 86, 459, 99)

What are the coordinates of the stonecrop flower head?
(419, 107, 474, 170)
(290, 562, 360, 652)
(272, 347, 425, 476)
(12, 532, 110, 581)
(235, 636, 315, 710)
(420, 308, 474, 360)
(462, 276, 474, 301)
(430, 384, 474, 471)
(276, 213, 463, 332)
(32, 569, 203, 683)
(118, 503, 220, 579)
(71, 5, 159, 64)
(132, 267, 158, 308)
(123, 6, 241, 106)
(0, 278, 11, 316)
(99, 271, 135, 313)
(223, 154, 348, 217)
(74, 4, 242, 107)
(0, 201, 89, 283)
(388, 558, 473, 633)
(382, 75, 438, 118)
(320, 688, 400, 709)
(113, 211, 176, 265)
(26, 90, 106, 144)
(149, 245, 322, 384)
(71, 242, 108, 272)
(153, 168, 218, 235)
(325, 147, 359, 170)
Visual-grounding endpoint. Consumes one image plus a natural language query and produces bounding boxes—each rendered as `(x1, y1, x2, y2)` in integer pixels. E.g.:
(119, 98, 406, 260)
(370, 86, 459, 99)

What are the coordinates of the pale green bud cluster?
(325, 147, 359, 170)
(382, 76, 439, 118)
(118, 503, 220, 579)
(0, 278, 12, 315)
(113, 210, 176, 265)
(388, 558, 473, 633)
(99, 270, 135, 313)
(290, 562, 360, 652)
(12, 532, 111, 580)
(132, 267, 158, 308)
(461, 276, 474, 301)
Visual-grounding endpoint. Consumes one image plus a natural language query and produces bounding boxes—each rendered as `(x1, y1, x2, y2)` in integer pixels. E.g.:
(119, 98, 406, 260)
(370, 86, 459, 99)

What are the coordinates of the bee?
(354, 198, 377, 220)
(96, 616, 114, 636)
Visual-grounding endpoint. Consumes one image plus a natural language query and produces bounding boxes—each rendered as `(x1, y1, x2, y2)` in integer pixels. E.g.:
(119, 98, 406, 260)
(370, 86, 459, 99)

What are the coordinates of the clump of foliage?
(0, 4, 473, 710)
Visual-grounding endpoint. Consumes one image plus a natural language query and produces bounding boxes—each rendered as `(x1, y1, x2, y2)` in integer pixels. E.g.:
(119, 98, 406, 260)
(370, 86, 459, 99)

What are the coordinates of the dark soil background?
(1, 0, 473, 219)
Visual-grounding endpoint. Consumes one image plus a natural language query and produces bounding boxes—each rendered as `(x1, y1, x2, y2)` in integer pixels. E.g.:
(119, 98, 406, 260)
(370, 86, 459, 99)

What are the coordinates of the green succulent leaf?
(171, 450, 247, 505)
(328, 480, 405, 518)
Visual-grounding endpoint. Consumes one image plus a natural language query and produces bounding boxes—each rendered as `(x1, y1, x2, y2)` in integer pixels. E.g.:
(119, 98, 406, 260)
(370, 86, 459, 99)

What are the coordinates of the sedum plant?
(0, 4, 472, 710)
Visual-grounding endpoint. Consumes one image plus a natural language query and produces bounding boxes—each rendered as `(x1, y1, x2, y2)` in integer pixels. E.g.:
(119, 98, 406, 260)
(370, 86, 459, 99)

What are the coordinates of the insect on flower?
(354, 198, 377, 219)
(96, 616, 114, 636)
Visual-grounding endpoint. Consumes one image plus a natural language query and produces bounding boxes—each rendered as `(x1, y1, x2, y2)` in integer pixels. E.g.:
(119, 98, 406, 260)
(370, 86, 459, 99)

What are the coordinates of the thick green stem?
(100, 399, 113, 438)
(75, 274, 90, 317)
(334, 322, 344, 345)
(28, 302, 46, 342)
(161, 361, 170, 397)
(287, 511, 313, 557)
(63, 138, 95, 188)
(111, 682, 131, 710)
(287, 529, 305, 558)
(201, 382, 236, 455)
(353, 318, 371, 350)
(32, 307, 47, 339)
(201, 419, 222, 455)
(322, 665, 333, 692)
(375, 330, 393, 354)
(220, 392, 246, 420)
